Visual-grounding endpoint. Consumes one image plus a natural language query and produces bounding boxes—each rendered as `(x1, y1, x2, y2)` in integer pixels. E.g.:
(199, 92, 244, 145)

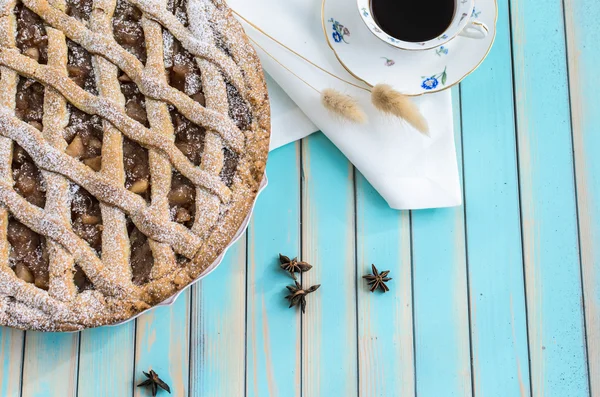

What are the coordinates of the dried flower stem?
(371, 84, 429, 134)
(321, 88, 367, 123)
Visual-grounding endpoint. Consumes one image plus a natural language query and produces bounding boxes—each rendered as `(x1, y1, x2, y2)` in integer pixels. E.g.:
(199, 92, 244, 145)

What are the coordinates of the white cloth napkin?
(265, 74, 317, 150)
(230, 0, 462, 209)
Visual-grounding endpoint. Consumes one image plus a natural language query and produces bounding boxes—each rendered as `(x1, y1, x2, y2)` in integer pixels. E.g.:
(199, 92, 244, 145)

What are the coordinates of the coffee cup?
(357, 0, 489, 51)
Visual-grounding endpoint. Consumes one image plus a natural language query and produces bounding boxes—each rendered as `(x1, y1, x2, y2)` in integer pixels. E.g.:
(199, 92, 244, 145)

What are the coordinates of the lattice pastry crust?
(0, 0, 270, 330)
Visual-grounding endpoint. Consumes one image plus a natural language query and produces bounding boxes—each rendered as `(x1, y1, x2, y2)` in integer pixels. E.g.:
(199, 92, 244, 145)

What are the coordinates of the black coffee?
(371, 0, 455, 42)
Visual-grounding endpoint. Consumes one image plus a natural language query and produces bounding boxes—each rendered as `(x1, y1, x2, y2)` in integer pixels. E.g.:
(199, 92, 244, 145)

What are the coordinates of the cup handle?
(459, 20, 489, 39)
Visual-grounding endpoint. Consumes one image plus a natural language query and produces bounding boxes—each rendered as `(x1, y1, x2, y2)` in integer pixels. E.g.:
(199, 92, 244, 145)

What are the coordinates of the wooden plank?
(301, 133, 357, 397)
(411, 88, 472, 397)
(0, 329, 24, 396)
(21, 333, 78, 397)
(77, 323, 135, 396)
(246, 142, 301, 397)
(134, 291, 190, 397)
(459, 0, 531, 394)
(563, 0, 600, 392)
(355, 172, 414, 397)
(509, 0, 590, 394)
(189, 238, 247, 396)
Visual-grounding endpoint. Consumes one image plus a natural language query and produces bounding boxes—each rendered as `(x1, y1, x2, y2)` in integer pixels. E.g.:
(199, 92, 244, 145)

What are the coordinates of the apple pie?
(0, 0, 270, 330)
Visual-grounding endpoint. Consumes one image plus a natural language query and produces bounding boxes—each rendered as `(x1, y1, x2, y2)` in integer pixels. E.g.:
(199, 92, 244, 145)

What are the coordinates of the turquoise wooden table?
(1, 0, 598, 395)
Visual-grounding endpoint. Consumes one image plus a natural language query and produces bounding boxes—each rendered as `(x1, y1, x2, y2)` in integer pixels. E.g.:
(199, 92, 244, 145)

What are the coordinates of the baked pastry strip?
(0, 49, 233, 202)
(21, 0, 247, 154)
(141, 6, 178, 280)
(43, 0, 78, 301)
(90, 0, 133, 285)
(188, 0, 225, 238)
(0, 0, 17, 278)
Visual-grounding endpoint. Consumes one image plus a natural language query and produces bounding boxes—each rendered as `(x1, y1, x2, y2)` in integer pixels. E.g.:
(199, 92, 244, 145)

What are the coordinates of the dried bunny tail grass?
(371, 84, 429, 134)
(321, 89, 367, 124)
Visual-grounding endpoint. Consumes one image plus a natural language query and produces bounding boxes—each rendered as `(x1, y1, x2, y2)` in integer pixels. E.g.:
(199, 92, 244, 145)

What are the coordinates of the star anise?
(137, 369, 171, 396)
(279, 253, 312, 279)
(285, 281, 320, 313)
(363, 264, 392, 293)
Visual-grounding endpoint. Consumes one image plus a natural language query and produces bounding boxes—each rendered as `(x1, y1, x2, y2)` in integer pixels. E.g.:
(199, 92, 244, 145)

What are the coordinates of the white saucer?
(321, 0, 497, 95)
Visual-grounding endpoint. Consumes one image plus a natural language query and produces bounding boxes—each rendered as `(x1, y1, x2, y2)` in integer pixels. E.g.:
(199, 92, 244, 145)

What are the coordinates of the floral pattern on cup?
(381, 57, 395, 66)
(436, 46, 449, 56)
(421, 67, 448, 90)
(329, 18, 350, 43)
(361, 7, 369, 17)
